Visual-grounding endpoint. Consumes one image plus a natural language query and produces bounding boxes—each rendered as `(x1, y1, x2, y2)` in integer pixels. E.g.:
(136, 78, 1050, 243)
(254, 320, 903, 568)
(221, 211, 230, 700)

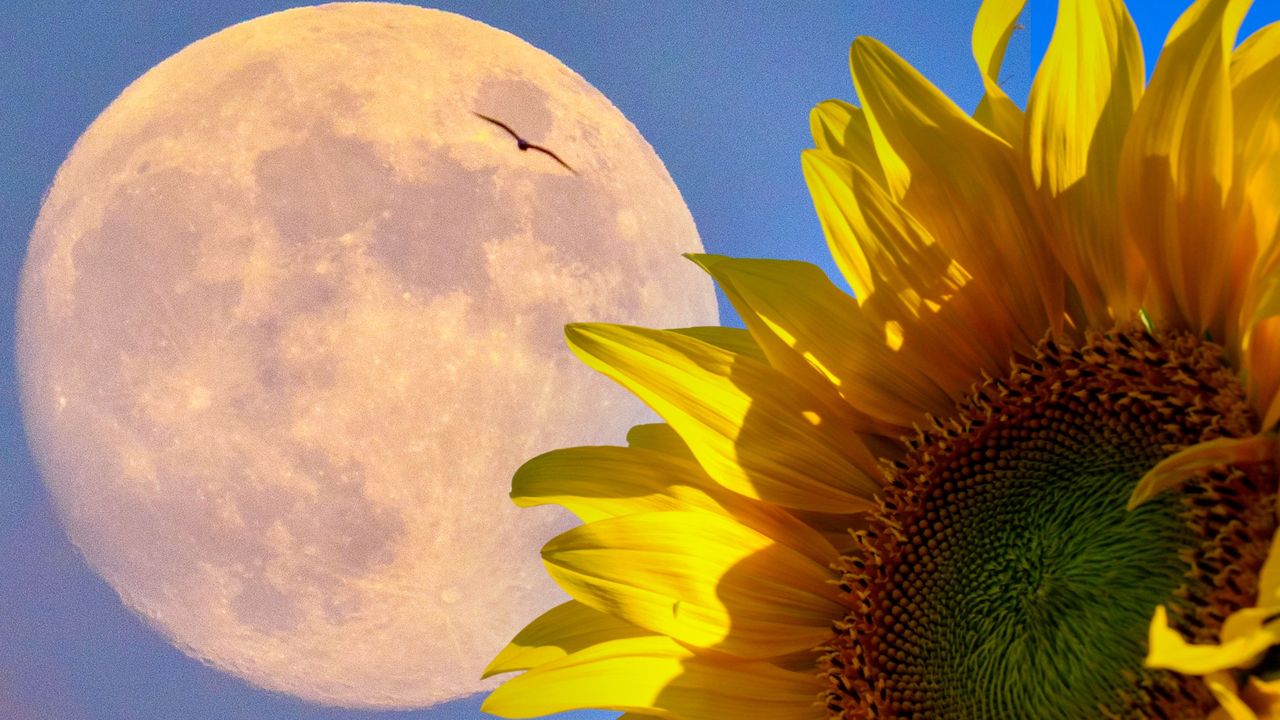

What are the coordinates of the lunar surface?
(16, 3, 716, 709)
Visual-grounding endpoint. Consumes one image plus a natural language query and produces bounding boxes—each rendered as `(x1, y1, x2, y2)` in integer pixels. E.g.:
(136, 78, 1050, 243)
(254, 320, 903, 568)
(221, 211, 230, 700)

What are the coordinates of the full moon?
(16, 3, 715, 709)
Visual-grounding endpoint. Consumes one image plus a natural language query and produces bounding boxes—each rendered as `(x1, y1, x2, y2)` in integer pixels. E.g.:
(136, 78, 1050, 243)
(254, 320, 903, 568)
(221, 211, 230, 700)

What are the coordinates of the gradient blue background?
(2, 1, 1278, 718)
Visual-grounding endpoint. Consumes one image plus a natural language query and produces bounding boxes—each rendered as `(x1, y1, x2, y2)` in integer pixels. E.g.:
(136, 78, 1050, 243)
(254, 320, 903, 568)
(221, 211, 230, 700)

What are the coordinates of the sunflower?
(481, 0, 1280, 717)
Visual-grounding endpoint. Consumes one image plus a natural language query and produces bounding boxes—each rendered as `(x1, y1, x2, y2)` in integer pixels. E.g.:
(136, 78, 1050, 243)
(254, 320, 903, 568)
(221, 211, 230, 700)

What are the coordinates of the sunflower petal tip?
(684, 253, 721, 273)
(1129, 435, 1279, 512)
(1126, 486, 1151, 512)
(563, 322, 599, 341)
(850, 35, 883, 55)
(799, 148, 825, 169)
(1146, 605, 1172, 663)
(478, 693, 514, 718)
(809, 100, 842, 122)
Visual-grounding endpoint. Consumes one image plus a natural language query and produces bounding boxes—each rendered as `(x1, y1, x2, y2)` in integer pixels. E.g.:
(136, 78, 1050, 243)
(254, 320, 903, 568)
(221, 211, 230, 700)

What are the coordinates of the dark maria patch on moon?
(519, 172, 644, 357)
(255, 126, 390, 246)
(369, 152, 510, 299)
(71, 167, 245, 369)
(472, 74, 650, 357)
(256, 123, 509, 300)
(529, 171, 638, 308)
(474, 75, 555, 145)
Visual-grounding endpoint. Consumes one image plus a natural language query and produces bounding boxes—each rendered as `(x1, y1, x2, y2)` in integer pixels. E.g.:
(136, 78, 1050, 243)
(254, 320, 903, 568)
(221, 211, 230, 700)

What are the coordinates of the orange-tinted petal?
(1025, 0, 1145, 325)
(1233, 22, 1280, 262)
(801, 148, 1015, 395)
(850, 35, 1063, 340)
(1119, 0, 1252, 341)
(1128, 434, 1278, 509)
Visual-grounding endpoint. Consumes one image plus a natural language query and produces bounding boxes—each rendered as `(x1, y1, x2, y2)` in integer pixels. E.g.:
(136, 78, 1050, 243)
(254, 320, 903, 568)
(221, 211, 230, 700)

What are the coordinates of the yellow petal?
(483, 601, 652, 679)
(1234, 24, 1280, 399)
(482, 635, 823, 720)
(1209, 672, 1261, 720)
(670, 326, 768, 364)
(626, 422, 696, 460)
(540, 511, 843, 658)
(1207, 673, 1280, 720)
(1147, 605, 1280, 674)
(565, 322, 881, 513)
(1222, 606, 1280, 646)
(971, 0, 1028, 143)
(1233, 22, 1280, 255)
(1127, 434, 1277, 509)
(1025, 0, 1145, 325)
(800, 149, 1014, 395)
(511, 444, 839, 566)
(787, 507, 869, 554)
(767, 647, 825, 673)
(801, 147, 877, 300)
(850, 35, 1063, 340)
(1119, 0, 1251, 341)
(689, 254, 952, 429)
(1244, 314, 1280, 428)
(810, 98, 887, 188)
(512, 445, 716, 524)
(1259, 526, 1280, 602)
(1249, 263, 1280, 330)
(1248, 156, 1280, 325)
(1242, 677, 1280, 719)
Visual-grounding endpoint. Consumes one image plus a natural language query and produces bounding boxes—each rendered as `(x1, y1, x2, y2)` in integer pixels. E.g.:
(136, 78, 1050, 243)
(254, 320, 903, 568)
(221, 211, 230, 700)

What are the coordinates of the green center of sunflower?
(822, 327, 1276, 719)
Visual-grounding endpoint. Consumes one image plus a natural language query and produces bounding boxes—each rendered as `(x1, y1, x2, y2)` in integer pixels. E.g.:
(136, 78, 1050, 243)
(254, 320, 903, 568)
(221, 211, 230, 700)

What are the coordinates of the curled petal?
(1146, 605, 1280, 675)
(1128, 434, 1277, 509)
(1207, 672, 1262, 720)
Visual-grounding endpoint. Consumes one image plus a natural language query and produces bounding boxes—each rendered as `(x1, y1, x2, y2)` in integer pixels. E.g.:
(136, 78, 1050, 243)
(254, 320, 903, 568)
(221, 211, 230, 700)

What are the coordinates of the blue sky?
(2, 1, 1278, 719)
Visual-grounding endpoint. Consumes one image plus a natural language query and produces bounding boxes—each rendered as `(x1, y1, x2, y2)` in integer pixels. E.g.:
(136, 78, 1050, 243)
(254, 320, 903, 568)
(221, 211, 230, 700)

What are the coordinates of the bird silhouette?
(473, 112, 577, 174)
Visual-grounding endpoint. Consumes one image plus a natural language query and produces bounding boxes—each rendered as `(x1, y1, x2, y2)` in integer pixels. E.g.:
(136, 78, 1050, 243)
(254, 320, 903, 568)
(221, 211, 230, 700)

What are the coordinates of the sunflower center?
(822, 328, 1276, 719)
